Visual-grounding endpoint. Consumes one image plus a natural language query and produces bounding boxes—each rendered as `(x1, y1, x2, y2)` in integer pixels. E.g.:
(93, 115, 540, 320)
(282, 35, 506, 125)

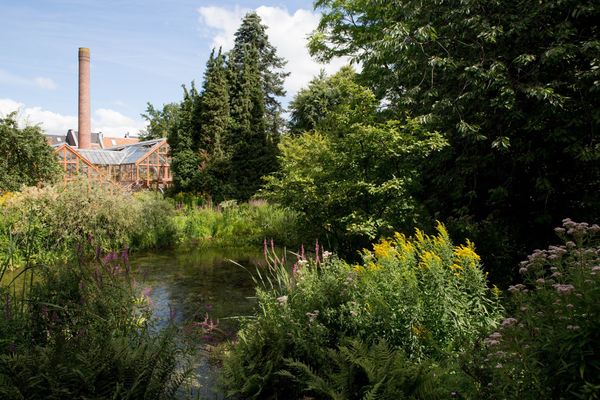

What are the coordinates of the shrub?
(220, 223, 501, 398)
(0, 249, 190, 399)
(473, 219, 600, 399)
(0, 179, 178, 269)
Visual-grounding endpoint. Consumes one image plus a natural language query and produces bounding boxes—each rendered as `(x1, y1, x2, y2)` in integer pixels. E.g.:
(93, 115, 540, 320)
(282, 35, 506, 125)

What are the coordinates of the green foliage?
(282, 339, 474, 400)
(0, 179, 177, 269)
(220, 224, 500, 398)
(472, 219, 600, 399)
(228, 44, 278, 201)
(288, 66, 377, 135)
(196, 48, 233, 201)
(264, 69, 446, 253)
(176, 200, 301, 247)
(229, 11, 289, 140)
(168, 83, 202, 193)
(0, 113, 61, 193)
(140, 102, 180, 141)
(0, 256, 189, 399)
(310, 0, 600, 284)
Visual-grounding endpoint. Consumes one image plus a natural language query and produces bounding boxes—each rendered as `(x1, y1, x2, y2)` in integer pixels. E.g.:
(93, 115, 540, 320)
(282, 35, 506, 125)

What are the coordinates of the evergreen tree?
(168, 83, 201, 192)
(228, 45, 275, 200)
(198, 48, 230, 156)
(229, 11, 289, 141)
(197, 48, 232, 200)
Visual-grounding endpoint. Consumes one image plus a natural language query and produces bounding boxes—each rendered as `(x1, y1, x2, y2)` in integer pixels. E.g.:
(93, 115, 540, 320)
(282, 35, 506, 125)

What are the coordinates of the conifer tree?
(229, 11, 289, 141)
(228, 44, 275, 200)
(197, 48, 232, 200)
(168, 83, 201, 192)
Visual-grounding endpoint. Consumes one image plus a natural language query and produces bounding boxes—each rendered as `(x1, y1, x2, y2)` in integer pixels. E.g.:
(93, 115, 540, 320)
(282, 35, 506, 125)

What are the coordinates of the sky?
(0, 0, 347, 137)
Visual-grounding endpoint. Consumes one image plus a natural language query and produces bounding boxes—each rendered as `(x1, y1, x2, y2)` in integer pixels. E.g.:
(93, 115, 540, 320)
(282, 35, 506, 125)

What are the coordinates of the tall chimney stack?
(78, 47, 91, 149)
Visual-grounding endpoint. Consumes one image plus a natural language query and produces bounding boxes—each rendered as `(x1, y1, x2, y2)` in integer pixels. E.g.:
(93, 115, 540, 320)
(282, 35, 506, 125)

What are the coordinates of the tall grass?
(175, 199, 302, 248)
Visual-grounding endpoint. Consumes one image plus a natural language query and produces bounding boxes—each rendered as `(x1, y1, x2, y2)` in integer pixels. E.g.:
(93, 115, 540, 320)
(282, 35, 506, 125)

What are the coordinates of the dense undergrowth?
(0, 182, 301, 271)
(0, 238, 191, 399)
(220, 221, 600, 399)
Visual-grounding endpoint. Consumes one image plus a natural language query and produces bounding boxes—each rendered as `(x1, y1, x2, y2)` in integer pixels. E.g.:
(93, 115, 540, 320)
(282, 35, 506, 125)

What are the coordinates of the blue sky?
(0, 0, 345, 136)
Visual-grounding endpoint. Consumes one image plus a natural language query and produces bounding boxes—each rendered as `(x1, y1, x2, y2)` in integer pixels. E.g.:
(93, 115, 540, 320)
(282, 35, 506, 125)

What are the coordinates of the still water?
(133, 246, 270, 399)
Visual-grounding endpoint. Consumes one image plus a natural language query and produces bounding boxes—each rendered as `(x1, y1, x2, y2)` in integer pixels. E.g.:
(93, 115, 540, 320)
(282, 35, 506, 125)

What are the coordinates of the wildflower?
(323, 251, 332, 260)
(566, 304, 574, 309)
(552, 283, 575, 295)
(484, 338, 500, 346)
(508, 284, 526, 293)
(519, 267, 528, 274)
(495, 363, 503, 369)
(592, 266, 600, 272)
(501, 317, 518, 327)
(373, 240, 393, 259)
(535, 278, 545, 285)
(306, 310, 319, 322)
(276, 295, 288, 305)
(566, 325, 580, 330)
(551, 271, 562, 278)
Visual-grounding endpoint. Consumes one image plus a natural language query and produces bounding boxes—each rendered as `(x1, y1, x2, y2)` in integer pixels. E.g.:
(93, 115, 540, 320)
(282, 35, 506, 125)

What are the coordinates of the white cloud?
(0, 68, 58, 90)
(197, 5, 350, 100)
(94, 108, 144, 137)
(0, 98, 144, 137)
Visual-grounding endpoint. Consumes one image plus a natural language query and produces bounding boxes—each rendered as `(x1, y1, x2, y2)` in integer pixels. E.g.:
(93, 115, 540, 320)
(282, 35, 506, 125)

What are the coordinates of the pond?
(132, 246, 272, 399)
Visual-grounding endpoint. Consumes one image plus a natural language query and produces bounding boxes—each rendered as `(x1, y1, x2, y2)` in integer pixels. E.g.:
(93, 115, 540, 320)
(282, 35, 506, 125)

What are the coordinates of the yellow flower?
(492, 285, 502, 298)
(353, 264, 365, 275)
(450, 264, 464, 271)
(373, 239, 393, 259)
(419, 251, 441, 269)
(367, 262, 382, 272)
(453, 240, 481, 268)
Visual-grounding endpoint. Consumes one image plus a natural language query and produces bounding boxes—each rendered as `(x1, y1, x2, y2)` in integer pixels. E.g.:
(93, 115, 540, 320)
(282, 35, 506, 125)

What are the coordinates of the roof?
(102, 137, 139, 148)
(45, 135, 66, 146)
(76, 138, 167, 165)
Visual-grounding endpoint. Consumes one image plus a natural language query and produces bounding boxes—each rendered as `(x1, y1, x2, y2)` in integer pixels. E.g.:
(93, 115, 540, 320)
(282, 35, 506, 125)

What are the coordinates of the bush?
(0, 250, 190, 399)
(472, 219, 600, 399)
(220, 223, 501, 398)
(0, 179, 178, 269)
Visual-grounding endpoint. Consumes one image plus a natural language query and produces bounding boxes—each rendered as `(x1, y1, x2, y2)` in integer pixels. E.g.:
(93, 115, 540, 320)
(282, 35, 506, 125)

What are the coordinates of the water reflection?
(132, 246, 269, 398)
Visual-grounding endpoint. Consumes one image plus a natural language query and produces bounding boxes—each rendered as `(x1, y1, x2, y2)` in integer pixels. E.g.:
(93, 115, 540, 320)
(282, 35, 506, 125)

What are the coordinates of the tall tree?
(228, 45, 275, 201)
(140, 102, 180, 141)
(196, 48, 232, 200)
(198, 48, 230, 157)
(310, 0, 600, 283)
(0, 113, 61, 192)
(229, 11, 289, 140)
(264, 68, 446, 253)
(167, 83, 201, 193)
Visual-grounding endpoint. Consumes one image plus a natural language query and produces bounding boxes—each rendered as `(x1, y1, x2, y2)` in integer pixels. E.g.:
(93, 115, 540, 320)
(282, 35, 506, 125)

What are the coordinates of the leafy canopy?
(0, 113, 61, 193)
(263, 68, 446, 252)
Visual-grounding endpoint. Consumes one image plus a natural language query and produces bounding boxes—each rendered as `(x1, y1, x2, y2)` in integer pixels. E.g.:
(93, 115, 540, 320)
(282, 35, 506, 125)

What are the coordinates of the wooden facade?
(54, 139, 172, 189)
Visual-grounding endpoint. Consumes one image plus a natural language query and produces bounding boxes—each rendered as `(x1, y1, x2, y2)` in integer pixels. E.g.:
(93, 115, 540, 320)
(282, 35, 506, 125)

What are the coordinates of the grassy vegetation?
(173, 199, 301, 248)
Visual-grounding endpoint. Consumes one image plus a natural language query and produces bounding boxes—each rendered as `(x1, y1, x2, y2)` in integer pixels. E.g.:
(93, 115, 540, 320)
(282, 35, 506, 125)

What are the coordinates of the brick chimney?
(78, 47, 91, 149)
